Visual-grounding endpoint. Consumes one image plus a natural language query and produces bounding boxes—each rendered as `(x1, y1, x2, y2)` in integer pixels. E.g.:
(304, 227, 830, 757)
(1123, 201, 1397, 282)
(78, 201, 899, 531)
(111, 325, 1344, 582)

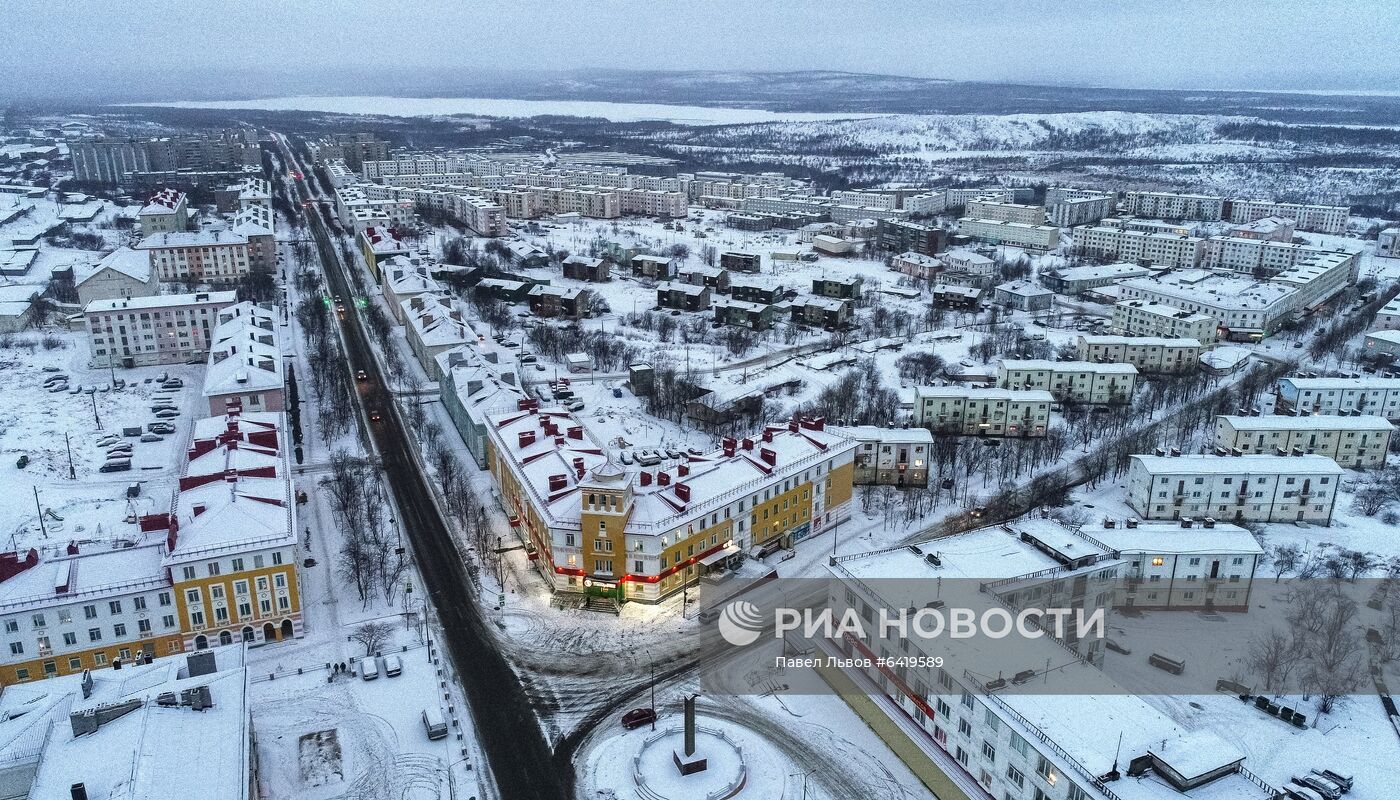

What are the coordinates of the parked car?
(612, 387, 623, 398)
(155, 409, 180, 419)
(99, 460, 132, 473)
(566, 399, 585, 412)
(360, 658, 380, 681)
(140, 433, 162, 443)
(422, 708, 448, 740)
(621, 707, 657, 730)
(161, 379, 183, 389)
(382, 655, 403, 677)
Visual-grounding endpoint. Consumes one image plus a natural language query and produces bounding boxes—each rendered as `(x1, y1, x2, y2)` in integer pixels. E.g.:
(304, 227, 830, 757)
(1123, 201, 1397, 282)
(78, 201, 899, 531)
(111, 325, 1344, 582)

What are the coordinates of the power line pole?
(33, 487, 47, 539)
(64, 432, 75, 480)
(90, 392, 101, 430)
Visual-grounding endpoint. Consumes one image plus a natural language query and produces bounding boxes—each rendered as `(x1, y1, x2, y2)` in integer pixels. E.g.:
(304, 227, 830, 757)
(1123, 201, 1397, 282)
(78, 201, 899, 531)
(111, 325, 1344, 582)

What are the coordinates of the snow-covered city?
(2, 3, 1400, 799)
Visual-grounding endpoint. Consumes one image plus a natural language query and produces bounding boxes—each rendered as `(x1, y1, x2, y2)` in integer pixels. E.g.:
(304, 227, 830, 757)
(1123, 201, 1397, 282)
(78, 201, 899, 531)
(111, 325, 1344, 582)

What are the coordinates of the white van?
(360, 658, 380, 681)
(422, 708, 448, 740)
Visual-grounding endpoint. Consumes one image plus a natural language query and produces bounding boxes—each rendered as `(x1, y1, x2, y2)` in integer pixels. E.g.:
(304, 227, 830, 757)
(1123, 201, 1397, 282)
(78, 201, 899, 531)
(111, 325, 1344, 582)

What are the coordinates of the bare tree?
(1245, 628, 1299, 693)
(351, 621, 393, 656)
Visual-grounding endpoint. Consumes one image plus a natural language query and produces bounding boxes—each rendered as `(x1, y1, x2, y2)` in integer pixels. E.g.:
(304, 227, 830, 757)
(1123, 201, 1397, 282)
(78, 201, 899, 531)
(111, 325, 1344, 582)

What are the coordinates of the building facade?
(1127, 454, 1343, 524)
(997, 360, 1138, 404)
(1076, 335, 1203, 373)
(85, 291, 237, 368)
(1215, 414, 1392, 469)
(915, 387, 1053, 436)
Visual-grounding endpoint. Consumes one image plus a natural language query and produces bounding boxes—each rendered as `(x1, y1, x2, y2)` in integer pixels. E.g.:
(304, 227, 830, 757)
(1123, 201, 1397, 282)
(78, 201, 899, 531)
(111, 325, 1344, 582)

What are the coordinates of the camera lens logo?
(717, 600, 765, 647)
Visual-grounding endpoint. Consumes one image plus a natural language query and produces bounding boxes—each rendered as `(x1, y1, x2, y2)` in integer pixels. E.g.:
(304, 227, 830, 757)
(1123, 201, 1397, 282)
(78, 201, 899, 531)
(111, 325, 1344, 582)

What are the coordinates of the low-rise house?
(728, 279, 785, 305)
(1127, 453, 1343, 525)
(914, 386, 1052, 436)
(1215, 414, 1392, 468)
(1076, 335, 1203, 373)
(812, 275, 863, 300)
(891, 251, 941, 281)
(475, 278, 531, 303)
(718, 251, 761, 273)
(528, 284, 593, 320)
(931, 283, 982, 309)
(74, 247, 156, 306)
(712, 298, 775, 330)
(656, 281, 711, 312)
(507, 241, 549, 267)
(561, 255, 611, 282)
(992, 280, 1054, 312)
(997, 359, 1138, 404)
(812, 234, 856, 256)
(136, 188, 187, 236)
(677, 265, 730, 292)
(829, 425, 933, 487)
(630, 254, 676, 280)
(789, 295, 853, 329)
(1374, 295, 1400, 330)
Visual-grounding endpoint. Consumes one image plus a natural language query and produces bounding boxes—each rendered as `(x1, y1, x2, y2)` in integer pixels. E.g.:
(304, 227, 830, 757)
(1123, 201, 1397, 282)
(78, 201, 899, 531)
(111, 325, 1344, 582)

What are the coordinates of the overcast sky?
(3, 0, 1397, 101)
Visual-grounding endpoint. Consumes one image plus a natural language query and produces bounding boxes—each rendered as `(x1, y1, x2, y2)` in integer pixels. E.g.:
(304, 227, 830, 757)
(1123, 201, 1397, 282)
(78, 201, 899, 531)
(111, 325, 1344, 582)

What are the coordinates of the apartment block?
(719, 251, 762, 273)
(202, 302, 284, 416)
(402, 293, 475, 381)
(829, 426, 933, 487)
(956, 218, 1060, 251)
(135, 230, 251, 283)
(85, 291, 236, 368)
(1374, 295, 1400, 330)
(1112, 300, 1218, 345)
(1127, 454, 1343, 524)
(992, 281, 1053, 312)
(1070, 225, 1205, 268)
(1116, 270, 1298, 337)
(1379, 228, 1400, 259)
(74, 246, 156, 306)
(789, 295, 853, 329)
(1124, 191, 1226, 221)
(656, 281, 711, 312)
(486, 412, 855, 602)
(1045, 188, 1115, 227)
(1076, 335, 1203, 373)
(997, 360, 1138, 404)
(914, 387, 1053, 436)
(1215, 414, 1392, 469)
(876, 219, 946, 255)
(1275, 376, 1400, 420)
(965, 200, 1045, 225)
(1227, 199, 1349, 235)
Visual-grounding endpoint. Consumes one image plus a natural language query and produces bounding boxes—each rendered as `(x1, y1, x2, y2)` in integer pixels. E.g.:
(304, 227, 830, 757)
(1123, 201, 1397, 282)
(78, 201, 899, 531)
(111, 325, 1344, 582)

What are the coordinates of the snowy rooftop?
(999, 359, 1138, 375)
(1364, 329, 1400, 346)
(135, 230, 248, 249)
(915, 386, 1054, 402)
(168, 474, 293, 564)
(994, 280, 1052, 297)
(1218, 413, 1393, 431)
(1120, 270, 1295, 311)
(1079, 335, 1201, 348)
(0, 647, 250, 800)
(487, 411, 855, 534)
(1048, 263, 1153, 281)
(827, 425, 933, 444)
(75, 247, 151, 285)
(85, 291, 237, 315)
(1279, 375, 1400, 390)
(0, 543, 167, 615)
(1114, 300, 1214, 321)
(1129, 454, 1343, 475)
(1079, 522, 1264, 556)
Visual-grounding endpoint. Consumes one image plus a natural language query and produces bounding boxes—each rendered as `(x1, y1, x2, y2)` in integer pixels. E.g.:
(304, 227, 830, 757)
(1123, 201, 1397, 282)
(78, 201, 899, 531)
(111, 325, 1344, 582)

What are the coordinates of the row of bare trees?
(320, 451, 407, 607)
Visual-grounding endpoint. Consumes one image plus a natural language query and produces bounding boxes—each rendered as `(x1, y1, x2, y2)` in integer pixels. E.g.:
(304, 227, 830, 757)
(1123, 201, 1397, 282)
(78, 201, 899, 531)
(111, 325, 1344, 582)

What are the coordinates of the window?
(62, 632, 76, 646)
(1006, 765, 1026, 789)
(113, 623, 127, 637)
(2, 620, 14, 633)
(30, 614, 44, 629)
(1010, 732, 1030, 758)
(68, 657, 81, 670)
(272, 551, 283, 565)
(8, 642, 21, 655)
(959, 718, 973, 737)
(162, 615, 176, 629)
(256, 577, 268, 591)
(231, 558, 245, 571)
(1036, 756, 1058, 785)
(181, 566, 196, 581)
(961, 690, 975, 709)
(133, 597, 146, 611)
(158, 592, 171, 607)
(190, 610, 205, 627)
(207, 562, 220, 576)
(254, 555, 264, 568)
(956, 747, 969, 767)
(211, 585, 225, 600)
(93, 653, 106, 666)
(15, 668, 28, 681)
(185, 589, 200, 604)
(238, 600, 252, 617)
(88, 628, 102, 643)
(108, 600, 122, 615)
(982, 740, 997, 763)
(1067, 784, 1089, 800)
(277, 595, 290, 611)
(234, 580, 249, 596)
(138, 619, 151, 633)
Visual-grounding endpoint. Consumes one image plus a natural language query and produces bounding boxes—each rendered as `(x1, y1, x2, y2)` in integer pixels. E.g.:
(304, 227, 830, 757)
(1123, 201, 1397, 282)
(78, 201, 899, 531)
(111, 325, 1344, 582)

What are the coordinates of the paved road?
(276, 138, 568, 800)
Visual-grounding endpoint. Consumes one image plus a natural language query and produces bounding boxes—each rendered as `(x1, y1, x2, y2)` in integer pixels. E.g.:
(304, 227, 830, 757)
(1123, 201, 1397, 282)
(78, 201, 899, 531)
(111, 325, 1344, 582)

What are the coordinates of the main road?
(274, 136, 570, 800)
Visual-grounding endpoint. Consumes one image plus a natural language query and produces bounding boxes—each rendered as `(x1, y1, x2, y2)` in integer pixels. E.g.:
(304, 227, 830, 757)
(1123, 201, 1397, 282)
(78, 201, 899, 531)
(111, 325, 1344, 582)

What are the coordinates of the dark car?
(369, 408, 382, 422)
(356, 370, 368, 381)
(621, 707, 656, 730)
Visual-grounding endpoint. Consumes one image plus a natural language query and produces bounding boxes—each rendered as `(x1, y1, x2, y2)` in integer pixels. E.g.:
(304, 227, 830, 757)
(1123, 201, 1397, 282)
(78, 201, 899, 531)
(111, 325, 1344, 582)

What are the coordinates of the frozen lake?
(130, 95, 885, 125)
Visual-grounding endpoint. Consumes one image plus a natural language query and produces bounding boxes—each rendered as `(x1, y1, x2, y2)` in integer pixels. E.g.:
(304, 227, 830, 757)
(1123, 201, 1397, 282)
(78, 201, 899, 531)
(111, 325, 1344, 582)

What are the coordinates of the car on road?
(369, 408, 382, 422)
(621, 707, 657, 730)
(355, 370, 368, 381)
(565, 399, 585, 412)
